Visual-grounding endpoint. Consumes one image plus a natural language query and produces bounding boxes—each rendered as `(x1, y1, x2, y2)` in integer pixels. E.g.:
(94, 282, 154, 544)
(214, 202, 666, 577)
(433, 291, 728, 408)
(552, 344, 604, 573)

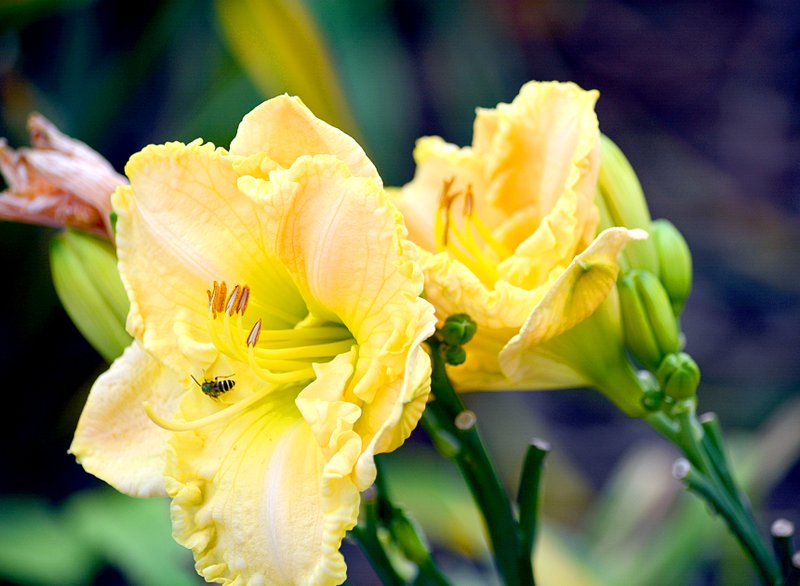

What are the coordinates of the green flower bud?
(439, 313, 477, 346)
(596, 135, 658, 274)
(651, 219, 693, 315)
(389, 511, 431, 565)
(444, 345, 467, 366)
(50, 229, 132, 362)
(641, 389, 666, 411)
(619, 270, 680, 371)
(657, 352, 700, 400)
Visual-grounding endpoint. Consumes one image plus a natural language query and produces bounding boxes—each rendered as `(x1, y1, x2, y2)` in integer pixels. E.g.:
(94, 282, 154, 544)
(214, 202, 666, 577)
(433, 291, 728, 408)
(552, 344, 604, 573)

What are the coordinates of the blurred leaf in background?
(0, 489, 199, 585)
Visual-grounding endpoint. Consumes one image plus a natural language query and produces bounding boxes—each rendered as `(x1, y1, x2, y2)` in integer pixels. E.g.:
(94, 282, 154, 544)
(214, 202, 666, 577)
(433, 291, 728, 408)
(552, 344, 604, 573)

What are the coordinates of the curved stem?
(653, 405, 782, 584)
(423, 338, 534, 586)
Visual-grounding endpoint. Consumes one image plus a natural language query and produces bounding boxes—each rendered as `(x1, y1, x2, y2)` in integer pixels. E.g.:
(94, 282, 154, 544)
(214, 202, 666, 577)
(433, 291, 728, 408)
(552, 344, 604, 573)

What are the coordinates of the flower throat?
(435, 178, 510, 286)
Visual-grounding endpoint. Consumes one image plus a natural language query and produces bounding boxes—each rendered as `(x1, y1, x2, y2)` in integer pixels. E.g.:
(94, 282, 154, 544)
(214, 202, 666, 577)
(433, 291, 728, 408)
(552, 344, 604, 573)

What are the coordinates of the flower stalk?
(517, 439, 550, 565)
(423, 336, 535, 586)
(649, 405, 782, 584)
(351, 457, 452, 585)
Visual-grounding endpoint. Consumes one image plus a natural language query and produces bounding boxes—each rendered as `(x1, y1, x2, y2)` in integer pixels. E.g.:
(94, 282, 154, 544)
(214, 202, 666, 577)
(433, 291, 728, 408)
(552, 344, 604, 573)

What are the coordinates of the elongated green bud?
(389, 510, 431, 565)
(50, 230, 131, 362)
(596, 135, 658, 273)
(619, 270, 680, 371)
(651, 219, 693, 315)
(657, 352, 700, 400)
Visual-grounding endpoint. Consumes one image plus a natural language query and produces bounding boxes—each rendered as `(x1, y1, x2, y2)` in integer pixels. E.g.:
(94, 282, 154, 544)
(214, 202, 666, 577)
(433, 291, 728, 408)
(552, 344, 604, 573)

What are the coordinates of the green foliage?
(0, 489, 197, 586)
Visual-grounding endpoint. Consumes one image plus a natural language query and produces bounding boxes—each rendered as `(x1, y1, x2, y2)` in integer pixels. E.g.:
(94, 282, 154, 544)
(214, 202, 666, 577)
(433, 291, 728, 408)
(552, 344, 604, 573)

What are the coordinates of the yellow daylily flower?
(396, 81, 646, 415)
(70, 95, 436, 585)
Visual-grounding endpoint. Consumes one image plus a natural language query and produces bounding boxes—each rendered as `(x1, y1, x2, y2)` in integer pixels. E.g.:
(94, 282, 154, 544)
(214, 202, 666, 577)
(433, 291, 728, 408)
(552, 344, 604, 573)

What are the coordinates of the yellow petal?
(395, 136, 503, 253)
(166, 388, 360, 586)
(498, 228, 645, 388)
(415, 247, 540, 391)
(499, 296, 646, 416)
(476, 81, 600, 233)
(115, 140, 304, 375)
(508, 227, 643, 348)
(230, 94, 378, 180)
(496, 186, 581, 289)
(69, 342, 184, 497)
(239, 155, 435, 404)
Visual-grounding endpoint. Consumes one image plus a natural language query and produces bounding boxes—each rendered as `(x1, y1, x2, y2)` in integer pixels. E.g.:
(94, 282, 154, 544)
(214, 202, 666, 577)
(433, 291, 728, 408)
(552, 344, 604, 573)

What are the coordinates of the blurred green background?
(1, 0, 798, 584)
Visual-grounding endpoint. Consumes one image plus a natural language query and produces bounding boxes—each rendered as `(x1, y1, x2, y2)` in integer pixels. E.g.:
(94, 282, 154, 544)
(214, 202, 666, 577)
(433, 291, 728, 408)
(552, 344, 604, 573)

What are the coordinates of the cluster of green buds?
(597, 136, 699, 410)
(438, 313, 477, 366)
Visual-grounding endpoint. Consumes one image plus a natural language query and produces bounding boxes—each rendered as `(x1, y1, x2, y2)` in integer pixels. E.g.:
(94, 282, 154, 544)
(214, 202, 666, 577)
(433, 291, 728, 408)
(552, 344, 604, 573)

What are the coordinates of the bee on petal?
(191, 374, 235, 399)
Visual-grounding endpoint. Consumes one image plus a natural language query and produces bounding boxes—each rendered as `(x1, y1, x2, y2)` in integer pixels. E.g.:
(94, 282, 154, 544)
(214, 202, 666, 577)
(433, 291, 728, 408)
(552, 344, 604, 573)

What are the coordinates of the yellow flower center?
(206, 280, 355, 384)
(143, 280, 355, 432)
(434, 178, 510, 286)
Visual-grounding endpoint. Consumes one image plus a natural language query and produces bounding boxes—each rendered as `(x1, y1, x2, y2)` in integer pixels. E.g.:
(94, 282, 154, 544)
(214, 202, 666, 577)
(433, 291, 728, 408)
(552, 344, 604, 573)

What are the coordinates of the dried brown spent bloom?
(0, 113, 126, 239)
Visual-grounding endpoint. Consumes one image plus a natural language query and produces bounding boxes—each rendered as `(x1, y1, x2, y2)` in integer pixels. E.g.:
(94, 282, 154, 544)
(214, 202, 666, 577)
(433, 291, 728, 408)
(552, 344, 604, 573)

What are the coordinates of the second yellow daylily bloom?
(396, 81, 646, 414)
(70, 96, 436, 585)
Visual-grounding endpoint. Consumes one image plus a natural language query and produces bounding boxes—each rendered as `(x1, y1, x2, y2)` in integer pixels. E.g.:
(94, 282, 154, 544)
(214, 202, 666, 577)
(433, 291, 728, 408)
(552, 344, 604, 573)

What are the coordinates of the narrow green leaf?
(214, 0, 360, 139)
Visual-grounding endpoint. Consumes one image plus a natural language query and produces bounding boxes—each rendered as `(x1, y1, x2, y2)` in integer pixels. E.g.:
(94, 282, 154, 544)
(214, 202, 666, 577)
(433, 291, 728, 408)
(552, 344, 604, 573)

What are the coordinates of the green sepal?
(50, 230, 131, 362)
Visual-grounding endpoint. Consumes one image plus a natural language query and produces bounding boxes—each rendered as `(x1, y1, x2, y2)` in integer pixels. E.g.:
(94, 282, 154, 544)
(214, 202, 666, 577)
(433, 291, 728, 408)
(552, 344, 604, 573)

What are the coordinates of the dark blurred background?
(1, 1, 798, 584)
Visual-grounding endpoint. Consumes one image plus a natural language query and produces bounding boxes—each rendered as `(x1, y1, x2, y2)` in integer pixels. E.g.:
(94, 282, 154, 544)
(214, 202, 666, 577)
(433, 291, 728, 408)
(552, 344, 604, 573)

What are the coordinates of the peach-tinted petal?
(396, 136, 509, 254)
(115, 141, 304, 375)
(477, 81, 600, 227)
(506, 228, 644, 348)
(239, 155, 436, 404)
(69, 342, 183, 497)
(230, 94, 378, 180)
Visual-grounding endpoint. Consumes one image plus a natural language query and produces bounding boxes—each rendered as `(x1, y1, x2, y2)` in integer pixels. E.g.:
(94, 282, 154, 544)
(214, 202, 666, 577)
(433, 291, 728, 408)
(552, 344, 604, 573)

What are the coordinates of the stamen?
(255, 325, 350, 342)
(226, 284, 241, 316)
(436, 177, 460, 249)
(208, 282, 219, 318)
(215, 281, 227, 315)
(247, 319, 262, 347)
(238, 285, 250, 314)
(205, 281, 355, 386)
(433, 179, 513, 285)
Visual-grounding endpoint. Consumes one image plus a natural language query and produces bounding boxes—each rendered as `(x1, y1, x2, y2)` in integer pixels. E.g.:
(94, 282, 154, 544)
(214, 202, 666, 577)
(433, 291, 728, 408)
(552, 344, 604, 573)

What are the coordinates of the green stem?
(373, 457, 452, 586)
(653, 402, 782, 585)
(698, 413, 740, 499)
(517, 439, 550, 564)
(423, 338, 533, 586)
(674, 458, 780, 584)
(351, 493, 407, 586)
(771, 519, 796, 582)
